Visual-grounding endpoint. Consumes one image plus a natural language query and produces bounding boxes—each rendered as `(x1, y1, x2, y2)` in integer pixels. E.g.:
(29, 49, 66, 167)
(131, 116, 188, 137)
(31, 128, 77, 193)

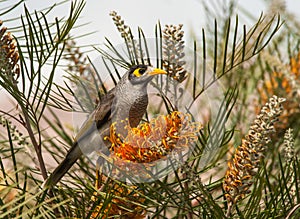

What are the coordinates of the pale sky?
(3, 0, 299, 57)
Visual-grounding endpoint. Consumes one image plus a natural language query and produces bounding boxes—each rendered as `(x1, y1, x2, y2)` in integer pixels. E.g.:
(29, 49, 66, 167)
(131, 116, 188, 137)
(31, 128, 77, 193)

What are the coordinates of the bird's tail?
(42, 110, 110, 188)
(42, 142, 82, 188)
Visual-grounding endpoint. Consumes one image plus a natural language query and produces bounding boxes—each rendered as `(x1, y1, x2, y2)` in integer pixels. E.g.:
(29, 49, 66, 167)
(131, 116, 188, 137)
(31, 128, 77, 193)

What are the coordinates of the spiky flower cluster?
(284, 51, 300, 98)
(284, 128, 296, 163)
(223, 95, 285, 206)
(104, 111, 202, 163)
(163, 24, 187, 82)
(91, 174, 146, 219)
(0, 21, 19, 85)
(65, 39, 88, 75)
(109, 11, 144, 64)
(110, 11, 132, 41)
(93, 112, 201, 218)
(282, 128, 297, 203)
(64, 39, 106, 106)
(257, 51, 300, 132)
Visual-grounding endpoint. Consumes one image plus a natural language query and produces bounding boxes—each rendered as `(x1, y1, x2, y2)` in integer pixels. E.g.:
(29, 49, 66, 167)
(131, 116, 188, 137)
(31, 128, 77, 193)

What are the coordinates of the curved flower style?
(104, 111, 202, 163)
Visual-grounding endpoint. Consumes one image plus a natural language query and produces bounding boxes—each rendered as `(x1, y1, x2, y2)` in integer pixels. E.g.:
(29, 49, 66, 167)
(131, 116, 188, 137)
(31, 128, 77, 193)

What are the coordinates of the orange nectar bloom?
(91, 111, 201, 218)
(104, 111, 202, 164)
(258, 51, 300, 102)
(256, 53, 300, 133)
(90, 179, 146, 219)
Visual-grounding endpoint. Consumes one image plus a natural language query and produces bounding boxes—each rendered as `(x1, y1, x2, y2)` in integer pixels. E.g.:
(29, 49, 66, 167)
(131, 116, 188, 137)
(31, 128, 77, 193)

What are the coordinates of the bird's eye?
(139, 68, 146, 74)
(133, 68, 146, 77)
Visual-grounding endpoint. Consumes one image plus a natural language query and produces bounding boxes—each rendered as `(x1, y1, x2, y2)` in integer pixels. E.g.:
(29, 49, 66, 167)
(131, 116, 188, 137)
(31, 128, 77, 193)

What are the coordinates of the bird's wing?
(94, 88, 116, 128)
(75, 88, 115, 142)
(42, 89, 116, 188)
(75, 88, 116, 154)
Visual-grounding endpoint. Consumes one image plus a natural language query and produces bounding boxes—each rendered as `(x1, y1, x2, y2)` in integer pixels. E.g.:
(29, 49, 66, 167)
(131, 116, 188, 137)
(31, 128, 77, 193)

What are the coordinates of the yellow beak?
(148, 68, 167, 76)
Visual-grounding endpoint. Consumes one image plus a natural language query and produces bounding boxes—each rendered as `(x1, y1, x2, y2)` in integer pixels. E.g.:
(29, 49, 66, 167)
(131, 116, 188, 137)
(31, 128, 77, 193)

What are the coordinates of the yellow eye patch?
(133, 68, 141, 77)
(133, 68, 146, 77)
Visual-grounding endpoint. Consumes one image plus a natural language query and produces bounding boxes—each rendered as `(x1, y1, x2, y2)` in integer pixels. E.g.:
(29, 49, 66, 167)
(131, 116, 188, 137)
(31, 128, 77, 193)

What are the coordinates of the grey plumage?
(42, 65, 166, 188)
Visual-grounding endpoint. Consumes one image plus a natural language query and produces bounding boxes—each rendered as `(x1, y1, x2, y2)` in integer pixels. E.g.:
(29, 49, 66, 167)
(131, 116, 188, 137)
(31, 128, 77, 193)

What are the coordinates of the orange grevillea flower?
(258, 52, 300, 101)
(90, 174, 146, 219)
(257, 52, 300, 132)
(91, 111, 201, 218)
(290, 52, 300, 78)
(104, 111, 202, 163)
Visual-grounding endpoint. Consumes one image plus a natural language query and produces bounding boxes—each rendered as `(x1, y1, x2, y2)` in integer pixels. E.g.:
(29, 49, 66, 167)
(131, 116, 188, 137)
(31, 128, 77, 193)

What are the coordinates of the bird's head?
(127, 65, 167, 85)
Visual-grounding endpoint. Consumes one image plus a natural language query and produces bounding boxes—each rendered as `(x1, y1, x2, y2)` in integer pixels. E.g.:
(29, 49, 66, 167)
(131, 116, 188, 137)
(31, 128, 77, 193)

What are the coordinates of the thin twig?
(285, 204, 300, 219)
(21, 104, 48, 180)
(182, 171, 193, 219)
(226, 203, 233, 218)
(0, 109, 24, 125)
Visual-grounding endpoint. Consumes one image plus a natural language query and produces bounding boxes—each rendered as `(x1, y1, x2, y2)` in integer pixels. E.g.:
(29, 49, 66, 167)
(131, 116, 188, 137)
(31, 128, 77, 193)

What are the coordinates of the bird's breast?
(128, 94, 148, 127)
(113, 93, 148, 127)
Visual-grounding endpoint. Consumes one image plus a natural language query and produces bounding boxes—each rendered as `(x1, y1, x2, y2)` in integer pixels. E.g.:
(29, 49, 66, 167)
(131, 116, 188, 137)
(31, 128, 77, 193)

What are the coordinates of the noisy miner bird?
(43, 65, 167, 188)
